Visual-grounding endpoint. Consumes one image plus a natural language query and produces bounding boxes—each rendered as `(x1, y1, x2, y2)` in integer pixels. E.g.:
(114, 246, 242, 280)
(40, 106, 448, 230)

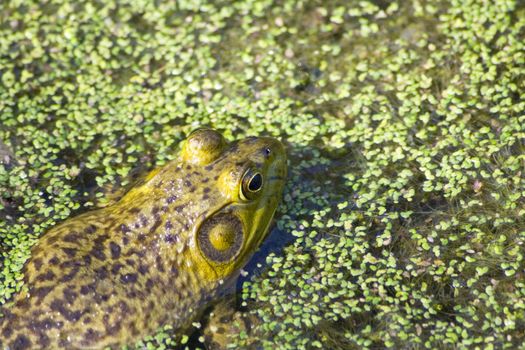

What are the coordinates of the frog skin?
(0, 129, 287, 350)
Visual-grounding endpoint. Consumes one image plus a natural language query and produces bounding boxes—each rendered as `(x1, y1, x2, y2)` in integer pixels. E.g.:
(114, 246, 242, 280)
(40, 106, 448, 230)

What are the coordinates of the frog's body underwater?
(0, 129, 287, 350)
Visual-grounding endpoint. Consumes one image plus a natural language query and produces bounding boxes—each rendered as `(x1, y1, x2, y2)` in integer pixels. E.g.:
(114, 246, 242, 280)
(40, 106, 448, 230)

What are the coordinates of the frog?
(0, 128, 287, 350)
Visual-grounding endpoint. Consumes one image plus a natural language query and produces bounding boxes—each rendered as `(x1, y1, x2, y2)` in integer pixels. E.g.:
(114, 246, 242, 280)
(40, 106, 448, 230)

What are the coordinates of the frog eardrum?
(197, 213, 244, 263)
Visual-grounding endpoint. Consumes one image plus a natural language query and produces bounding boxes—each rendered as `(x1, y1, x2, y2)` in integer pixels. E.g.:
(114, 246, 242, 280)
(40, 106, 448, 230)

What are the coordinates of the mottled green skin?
(0, 130, 286, 349)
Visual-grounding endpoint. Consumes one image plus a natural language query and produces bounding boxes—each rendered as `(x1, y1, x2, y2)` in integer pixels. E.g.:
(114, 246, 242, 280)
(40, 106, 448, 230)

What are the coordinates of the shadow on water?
(237, 224, 295, 290)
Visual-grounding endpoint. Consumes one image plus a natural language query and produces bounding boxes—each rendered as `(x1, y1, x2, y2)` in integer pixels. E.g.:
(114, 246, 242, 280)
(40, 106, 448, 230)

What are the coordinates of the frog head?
(178, 129, 287, 283)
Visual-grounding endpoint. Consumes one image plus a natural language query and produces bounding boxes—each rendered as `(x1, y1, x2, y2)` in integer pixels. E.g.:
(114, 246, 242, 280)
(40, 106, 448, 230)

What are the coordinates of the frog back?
(0, 200, 206, 349)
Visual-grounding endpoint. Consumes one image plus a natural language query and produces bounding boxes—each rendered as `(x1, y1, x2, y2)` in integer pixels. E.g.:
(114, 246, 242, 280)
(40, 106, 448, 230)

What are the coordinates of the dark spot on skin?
(118, 301, 129, 313)
(149, 218, 162, 234)
(50, 299, 83, 322)
(166, 195, 177, 204)
(63, 232, 81, 243)
(90, 247, 106, 261)
(94, 234, 109, 245)
(33, 257, 43, 270)
(138, 264, 149, 275)
(203, 187, 211, 193)
(125, 248, 145, 258)
(38, 334, 50, 348)
(145, 278, 154, 289)
(36, 270, 56, 282)
(202, 193, 210, 200)
(62, 247, 77, 258)
(30, 309, 44, 318)
(173, 204, 185, 213)
(231, 142, 241, 152)
(214, 175, 220, 180)
(156, 256, 165, 273)
(94, 293, 110, 303)
(122, 236, 129, 245)
(202, 177, 209, 183)
(205, 165, 213, 171)
(60, 260, 82, 269)
(14, 299, 30, 312)
(111, 263, 123, 274)
(164, 234, 177, 244)
(128, 321, 139, 335)
(106, 319, 122, 336)
(184, 180, 192, 187)
(46, 235, 59, 244)
(170, 266, 178, 277)
(165, 221, 172, 230)
(68, 310, 83, 322)
(83, 317, 92, 324)
(120, 224, 130, 233)
(1, 309, 13, 320)
(126, 290, 139, 298)
(83, 254, 92, 265)
(63, 287, 78, 304)
(189, 186, 196, 192)
(84, 224, 97, 234)
(140, 214, 148, 227)
(49, 256, 59, 265)
(152, 206, 160, 215)
(80, 283, 96, 295)
(2, 325, 12, 338)
(109, 242, 121, 259)
(60, 266, 80, 283)
(137, 233, 146, 241)
(95, 266, 108, 280)
(33, 286, 54, 300)
(125, 258, 136, 267)
(129, 207, 140, 214)
(11, 335, 32, 349)
(38, 318, 55, 330)
(120, 273, 138, 284)
(83, 328, 101, 342)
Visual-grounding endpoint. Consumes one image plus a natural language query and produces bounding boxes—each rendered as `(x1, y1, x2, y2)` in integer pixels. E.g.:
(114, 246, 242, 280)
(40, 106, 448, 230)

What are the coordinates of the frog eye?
(240, 168, 263, 200)
(198, 213, 244, 263)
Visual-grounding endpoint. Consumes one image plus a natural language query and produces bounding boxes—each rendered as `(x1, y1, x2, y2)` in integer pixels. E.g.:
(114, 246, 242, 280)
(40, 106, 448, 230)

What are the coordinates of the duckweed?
(1, 0, 524, 349)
